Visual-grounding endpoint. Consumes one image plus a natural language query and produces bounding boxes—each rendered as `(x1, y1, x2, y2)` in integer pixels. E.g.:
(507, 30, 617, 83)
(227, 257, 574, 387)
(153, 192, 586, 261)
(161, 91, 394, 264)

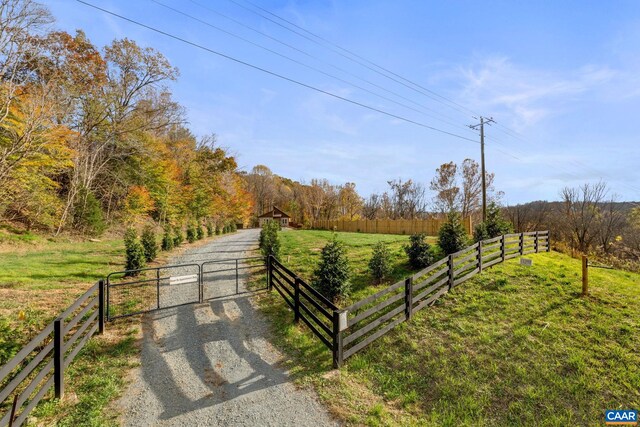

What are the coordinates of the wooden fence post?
(267, 256, 272, 291)
(404, 277, 413, 321)
(501, 235, 506, 262)
(332, 310, 345, 368)
(54, 317, 64, 399)
(534, 231, 539, 253)
(519, 233, 524, 255)
(448, 254, 455, 290)
(98, 280, 105, 334)
(477, 241, 483, 272)
(547, 231, 551, 252)
(294, 277, 301, 323)
(582, 255, 589, 296)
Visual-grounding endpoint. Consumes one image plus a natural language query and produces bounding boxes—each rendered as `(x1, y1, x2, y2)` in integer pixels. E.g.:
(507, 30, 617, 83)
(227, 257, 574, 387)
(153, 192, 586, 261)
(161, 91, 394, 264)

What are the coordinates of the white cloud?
(455, 57, 616, 130)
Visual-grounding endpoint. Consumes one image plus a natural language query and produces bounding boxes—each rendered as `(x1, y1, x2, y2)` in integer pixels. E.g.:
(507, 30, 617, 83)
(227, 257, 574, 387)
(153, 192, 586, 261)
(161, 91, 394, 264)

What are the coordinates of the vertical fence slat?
(332, 310, 344, 368)
(520, 232, 524, 255)
(156, 269, 161, 309)
(235, 259, 239, 294)
(448, 254, 455, 290)
(294, 277, 301, 323)
(404, 277, 413, 321)
(547, 231, 551, 252)
(98, 280, 105, 335)
(53, 318, 64, 399)
(267, 256, 273, 291)
(478, 241, 483, 272)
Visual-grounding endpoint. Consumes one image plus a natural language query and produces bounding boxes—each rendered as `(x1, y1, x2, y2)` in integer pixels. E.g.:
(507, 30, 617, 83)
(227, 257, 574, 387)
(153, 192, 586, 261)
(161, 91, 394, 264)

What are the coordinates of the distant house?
(258, 207, 290, 228)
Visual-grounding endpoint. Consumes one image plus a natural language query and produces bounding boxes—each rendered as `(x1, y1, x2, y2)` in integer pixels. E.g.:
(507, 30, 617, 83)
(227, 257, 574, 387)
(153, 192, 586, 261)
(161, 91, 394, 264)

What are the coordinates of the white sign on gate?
(169, 274, 199, 285)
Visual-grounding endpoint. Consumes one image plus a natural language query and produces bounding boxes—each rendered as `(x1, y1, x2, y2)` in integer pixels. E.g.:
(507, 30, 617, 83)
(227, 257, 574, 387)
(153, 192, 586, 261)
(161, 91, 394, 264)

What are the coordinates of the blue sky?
(46, 0, 640, 203)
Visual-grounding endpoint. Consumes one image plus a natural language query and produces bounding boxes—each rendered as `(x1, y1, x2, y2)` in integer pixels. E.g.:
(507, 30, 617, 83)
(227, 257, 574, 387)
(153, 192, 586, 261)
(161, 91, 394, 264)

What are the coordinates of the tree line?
(244, 158, 498, 226)
(505, 182, 639, 270)
(0, 0, 252, 235)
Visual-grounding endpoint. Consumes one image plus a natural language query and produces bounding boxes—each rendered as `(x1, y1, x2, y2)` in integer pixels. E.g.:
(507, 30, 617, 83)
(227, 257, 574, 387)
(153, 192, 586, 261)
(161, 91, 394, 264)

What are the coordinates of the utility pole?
(469, 116, 494, 222)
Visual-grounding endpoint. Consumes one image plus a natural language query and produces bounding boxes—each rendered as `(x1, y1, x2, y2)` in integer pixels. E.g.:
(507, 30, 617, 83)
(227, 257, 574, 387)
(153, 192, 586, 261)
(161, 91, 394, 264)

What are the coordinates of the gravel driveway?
(118, 229, 336, 426)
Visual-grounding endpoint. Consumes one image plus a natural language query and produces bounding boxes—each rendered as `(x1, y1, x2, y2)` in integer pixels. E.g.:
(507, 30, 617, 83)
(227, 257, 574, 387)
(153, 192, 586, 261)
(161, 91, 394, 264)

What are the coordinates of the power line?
(237, 0, 480, 118)
(150, 0, 476, 133)
(185, 0, 474, 131)
(76, 0, 480, 145)
(225, 0, 478, 119)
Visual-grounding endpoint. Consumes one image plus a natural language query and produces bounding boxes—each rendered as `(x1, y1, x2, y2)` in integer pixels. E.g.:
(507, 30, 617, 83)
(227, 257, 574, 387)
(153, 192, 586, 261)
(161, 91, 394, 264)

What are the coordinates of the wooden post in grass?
(332, 310, 345, 368)
(582, 255, 589, 296)
(54, 317, 64, 399)
(448, 254, 455, 290)
(98, 280, 105, 334)
(404, 277, 413, 321)
(267, 256, 272, 291)
(293, 277, 301, 324)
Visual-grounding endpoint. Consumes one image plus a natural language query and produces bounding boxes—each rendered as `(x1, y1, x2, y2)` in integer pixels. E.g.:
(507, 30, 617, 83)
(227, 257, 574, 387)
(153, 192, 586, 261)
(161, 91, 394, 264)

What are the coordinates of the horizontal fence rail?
(0, 281, 106, 427)
(268, 257, 340, 358)
(1, 256, 268, 426)
(267, 231, 549, 367)
(106, 257, 268, 320)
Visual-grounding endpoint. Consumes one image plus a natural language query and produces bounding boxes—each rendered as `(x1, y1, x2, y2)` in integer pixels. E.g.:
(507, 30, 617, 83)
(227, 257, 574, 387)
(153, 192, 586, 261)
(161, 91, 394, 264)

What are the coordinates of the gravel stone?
(118, 229, 337, 426)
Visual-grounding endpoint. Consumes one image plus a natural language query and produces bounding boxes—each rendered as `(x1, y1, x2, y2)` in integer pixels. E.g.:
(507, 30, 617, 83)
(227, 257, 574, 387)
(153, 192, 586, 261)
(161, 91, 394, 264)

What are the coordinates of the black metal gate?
(106, 257, 266, 320)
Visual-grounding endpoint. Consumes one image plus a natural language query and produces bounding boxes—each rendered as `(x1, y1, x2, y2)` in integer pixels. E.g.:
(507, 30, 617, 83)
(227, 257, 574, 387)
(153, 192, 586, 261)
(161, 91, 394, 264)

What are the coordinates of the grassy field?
(256, 229, 640, 426)
(0, 231, 225, 425)
(278, 229, 433, 304)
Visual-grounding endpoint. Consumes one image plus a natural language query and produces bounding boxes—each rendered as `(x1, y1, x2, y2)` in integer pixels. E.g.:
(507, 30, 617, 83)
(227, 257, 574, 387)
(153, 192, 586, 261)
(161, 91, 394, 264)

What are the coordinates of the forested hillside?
(0, 1, 252, 235)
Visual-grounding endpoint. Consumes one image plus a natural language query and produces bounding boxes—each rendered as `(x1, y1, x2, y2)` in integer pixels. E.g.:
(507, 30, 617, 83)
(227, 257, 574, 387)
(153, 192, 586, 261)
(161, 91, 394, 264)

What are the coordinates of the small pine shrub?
(196, 223, 205, 240)
(215, 225, 221, 235)
(173, 226, 184, 246)
(161, 226, 174, 251)
(141, 225, 158, 262)
(73, 188, 106, 236)
(206, 221, 214, 237)
(473, 203, 513, 242)
(438, 211, 469, 255)
(369, 241, 392, 283)
(186, 222, 197, 243)
(124, 228, 145, 275)
(230, 222, 237, 232)
(313, 236, 351, 302)
(404, 233, 434, 269)
(473, 222, 490, 243)
(0, 317, 21, 364)
(259, 220, 281, 258)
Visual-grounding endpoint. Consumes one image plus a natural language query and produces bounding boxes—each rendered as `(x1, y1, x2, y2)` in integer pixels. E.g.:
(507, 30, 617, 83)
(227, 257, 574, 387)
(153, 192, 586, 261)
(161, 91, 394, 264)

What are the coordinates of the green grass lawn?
(0, 231, 225, 425)
(279, 229, 433, 305)
(256, 229, 640, 426)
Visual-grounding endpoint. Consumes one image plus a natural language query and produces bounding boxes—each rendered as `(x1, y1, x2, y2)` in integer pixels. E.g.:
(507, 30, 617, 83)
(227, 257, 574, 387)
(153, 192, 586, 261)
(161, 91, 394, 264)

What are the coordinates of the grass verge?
(0, 230, 232, 425)
(255, 230, 640, 426)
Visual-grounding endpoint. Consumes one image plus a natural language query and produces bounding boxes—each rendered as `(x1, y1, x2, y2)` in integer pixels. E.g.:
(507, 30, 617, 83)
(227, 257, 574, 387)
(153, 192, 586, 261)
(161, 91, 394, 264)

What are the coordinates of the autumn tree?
(387, 178, 426, 219)
(338, 182, 363, 220)
(430, 162, 459, 214)
(559, 182, 608, 253)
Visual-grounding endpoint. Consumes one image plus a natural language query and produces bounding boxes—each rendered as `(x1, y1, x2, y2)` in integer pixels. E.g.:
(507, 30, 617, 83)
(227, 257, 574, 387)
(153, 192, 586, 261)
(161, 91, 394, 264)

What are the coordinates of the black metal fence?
(267, 231, 550, 368)
(0, 281, 106, 427)
(1, 233, 548, 424)
(106, 257, 267, 320)
(0, 255, 267, 425)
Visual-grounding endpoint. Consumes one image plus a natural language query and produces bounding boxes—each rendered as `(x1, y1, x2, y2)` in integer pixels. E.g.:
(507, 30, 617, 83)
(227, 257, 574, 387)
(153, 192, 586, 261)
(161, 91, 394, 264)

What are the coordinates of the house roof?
(258, 207, 291, 219)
